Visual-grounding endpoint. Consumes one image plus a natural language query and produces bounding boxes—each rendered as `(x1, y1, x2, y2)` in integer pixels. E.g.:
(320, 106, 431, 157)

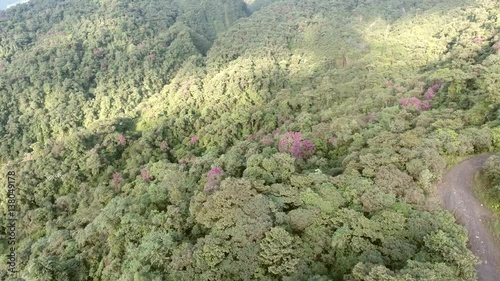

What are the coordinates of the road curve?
(438, 154, 500, 281)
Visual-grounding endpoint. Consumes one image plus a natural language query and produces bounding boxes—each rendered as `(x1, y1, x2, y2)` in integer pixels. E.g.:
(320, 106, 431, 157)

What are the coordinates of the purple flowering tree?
(205, 167, 224, 193)
(278, 132, 316, 160)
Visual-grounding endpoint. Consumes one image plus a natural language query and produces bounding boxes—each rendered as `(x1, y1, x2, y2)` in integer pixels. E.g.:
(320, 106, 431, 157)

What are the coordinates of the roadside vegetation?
(476, 155, 500, 241)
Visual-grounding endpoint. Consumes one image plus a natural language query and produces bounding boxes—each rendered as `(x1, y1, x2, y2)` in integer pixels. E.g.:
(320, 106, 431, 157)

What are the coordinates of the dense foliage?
(481, 155, 500, 211)
(0, 0, 499, 280)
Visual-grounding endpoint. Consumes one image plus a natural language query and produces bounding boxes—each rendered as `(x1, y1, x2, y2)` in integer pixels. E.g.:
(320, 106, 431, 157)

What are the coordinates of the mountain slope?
(0, 0, 499, 280)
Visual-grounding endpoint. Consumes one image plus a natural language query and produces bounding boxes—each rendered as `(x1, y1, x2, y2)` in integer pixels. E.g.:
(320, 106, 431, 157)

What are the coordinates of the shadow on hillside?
(169, 0, 484, 171)
(3, 0, 486, 172)
(280, 0, 480, 102)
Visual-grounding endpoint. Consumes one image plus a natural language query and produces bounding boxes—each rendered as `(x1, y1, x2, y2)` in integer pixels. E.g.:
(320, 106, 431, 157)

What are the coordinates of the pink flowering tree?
(190, 136, 198, 144)
(278, 132, 316, 160)
(93, 48, 105, 56)
(472, 37, 484, 44)
(113, 172, 123, 186)
(159, 140, 169, 151)
(205, 167, 224, 193)
(395, 86, 406, 93)
(493, 41, 500, 53)
(399, 97, 431, 111)
(423, 82, 443, 100)
(365, 112, 377, 123)
(141, 168, 152, 182)
(260, 135, 274, 146)
(117, 134, 126, 145)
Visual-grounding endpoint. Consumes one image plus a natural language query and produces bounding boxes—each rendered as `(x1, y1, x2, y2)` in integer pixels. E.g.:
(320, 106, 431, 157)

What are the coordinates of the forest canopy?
(0, 0, 499, 280)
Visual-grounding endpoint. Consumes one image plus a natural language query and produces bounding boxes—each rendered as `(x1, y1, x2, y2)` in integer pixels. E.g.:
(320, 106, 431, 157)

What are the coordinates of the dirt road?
(438, 154, 500, 281)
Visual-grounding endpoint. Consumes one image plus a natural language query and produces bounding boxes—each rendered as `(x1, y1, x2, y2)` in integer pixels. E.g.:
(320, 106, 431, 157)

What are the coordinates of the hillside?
(0, 0, 499, 280)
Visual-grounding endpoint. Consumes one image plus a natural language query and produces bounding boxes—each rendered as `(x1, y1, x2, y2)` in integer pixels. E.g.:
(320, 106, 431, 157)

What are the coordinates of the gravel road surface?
(438, 154, 500, 281)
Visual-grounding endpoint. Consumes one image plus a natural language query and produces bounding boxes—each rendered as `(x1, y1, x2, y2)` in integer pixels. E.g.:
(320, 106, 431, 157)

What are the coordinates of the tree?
(259, 227, 300, 276)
